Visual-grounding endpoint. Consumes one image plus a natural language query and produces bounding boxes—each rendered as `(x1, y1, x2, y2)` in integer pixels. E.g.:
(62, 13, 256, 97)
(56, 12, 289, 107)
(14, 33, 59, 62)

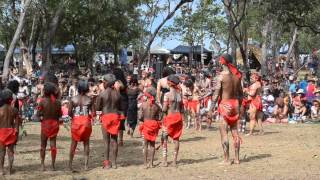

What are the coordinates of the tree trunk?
(261, 18, 271, 75)
(2, 0, 31, 81)
(287, 27, 298, 63)
(42, 5, 64, 71)
(31, 16, 42, 67)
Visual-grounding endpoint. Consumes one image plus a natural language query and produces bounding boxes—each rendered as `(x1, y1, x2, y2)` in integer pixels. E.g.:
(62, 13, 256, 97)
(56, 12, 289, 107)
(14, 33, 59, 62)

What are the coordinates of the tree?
(2, 0, 31, 81)
(138, 0, 193, 68)
(160, 0, 227, 64)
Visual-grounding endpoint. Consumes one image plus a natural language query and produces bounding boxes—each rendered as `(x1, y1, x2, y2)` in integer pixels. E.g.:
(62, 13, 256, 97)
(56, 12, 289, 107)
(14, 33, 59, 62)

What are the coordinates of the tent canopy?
(170, 45, 211, 54)
(236, 45, 262, 65)
(150, 46, 170, 55)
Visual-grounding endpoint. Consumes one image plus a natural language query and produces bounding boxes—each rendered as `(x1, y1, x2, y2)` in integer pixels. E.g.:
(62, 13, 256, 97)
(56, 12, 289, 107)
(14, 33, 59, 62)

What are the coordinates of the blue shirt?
(289, 83, 297, 93)
(299, 80, 308, 92)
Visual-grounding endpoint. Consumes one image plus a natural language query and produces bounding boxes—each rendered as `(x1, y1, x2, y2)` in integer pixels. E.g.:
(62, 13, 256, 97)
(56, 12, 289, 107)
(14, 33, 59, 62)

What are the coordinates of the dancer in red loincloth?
(0, 90, 19, 175)
(244, 72, 264, 135)
(162, 75, 183, 167)
(95, 74, 125, 169)
(209, 54, 243, 165)
(68, 80, 94, 171)
(139, 87, 161, 168)
(37, 82, 62, 171)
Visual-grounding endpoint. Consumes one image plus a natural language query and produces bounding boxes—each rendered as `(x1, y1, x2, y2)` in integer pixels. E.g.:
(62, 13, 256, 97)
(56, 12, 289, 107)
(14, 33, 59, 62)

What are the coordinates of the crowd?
(0, 52, 319, 175)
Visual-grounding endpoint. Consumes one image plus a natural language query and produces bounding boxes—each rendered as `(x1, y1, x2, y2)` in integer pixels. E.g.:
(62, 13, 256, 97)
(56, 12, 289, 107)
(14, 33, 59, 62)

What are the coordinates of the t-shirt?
(299, 80, 308, 92)
(289, 83, 297, 93)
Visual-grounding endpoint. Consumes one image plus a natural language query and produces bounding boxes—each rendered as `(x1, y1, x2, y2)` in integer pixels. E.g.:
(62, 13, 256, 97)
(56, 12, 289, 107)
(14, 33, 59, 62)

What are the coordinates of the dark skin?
(210, 66, 243, 165)
(37, 97, 62, 171)
(95, 82, 122, 169)
(68, 94, 94, 171)
(139, 101, 161, 169)
(0, 103, 19, 175)
(162, 85, 183, 167)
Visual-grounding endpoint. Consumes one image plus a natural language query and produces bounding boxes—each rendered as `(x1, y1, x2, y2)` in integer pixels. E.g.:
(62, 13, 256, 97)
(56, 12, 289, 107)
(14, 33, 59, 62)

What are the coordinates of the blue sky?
(150, 0, 213, 50)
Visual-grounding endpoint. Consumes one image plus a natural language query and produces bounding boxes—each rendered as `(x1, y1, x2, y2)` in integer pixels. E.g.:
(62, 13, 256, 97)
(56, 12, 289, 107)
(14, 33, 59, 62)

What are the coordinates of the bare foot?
(259, 130, 264, 135)
(112, 164, 118, 169)
(41, 164, 46, 171)
(51, 165, 56, 171)
(0, 170, 4, 176)
(172, 161, 178, 168)
(233, 160, 240, 164)
(84, 165, 89, 171)
(219, 160, 232, 165)
(162, 162, 168, 167)
(148, 163, 155, 168)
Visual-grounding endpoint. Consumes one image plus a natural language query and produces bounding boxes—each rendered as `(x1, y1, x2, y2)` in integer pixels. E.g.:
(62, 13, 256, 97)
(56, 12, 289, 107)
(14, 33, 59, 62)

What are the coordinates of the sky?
(149, 0, 214, 50)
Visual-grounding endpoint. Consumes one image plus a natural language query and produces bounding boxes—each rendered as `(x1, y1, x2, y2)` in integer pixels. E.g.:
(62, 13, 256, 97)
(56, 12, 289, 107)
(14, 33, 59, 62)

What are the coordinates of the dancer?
(139, 87, 161, 168)
(245, 72, 264, 135)
(68, 80, 94, 171)
(37, 82, 61, 171)
(162, 75, 183, 167)
(96, 74, 124, 169)
(0, 90, 19, 175)
(209, 54, 243, 165)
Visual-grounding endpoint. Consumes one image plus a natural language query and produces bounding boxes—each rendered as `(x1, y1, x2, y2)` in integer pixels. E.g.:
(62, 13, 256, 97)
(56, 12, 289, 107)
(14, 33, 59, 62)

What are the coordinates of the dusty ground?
(2, 122, 320, 180)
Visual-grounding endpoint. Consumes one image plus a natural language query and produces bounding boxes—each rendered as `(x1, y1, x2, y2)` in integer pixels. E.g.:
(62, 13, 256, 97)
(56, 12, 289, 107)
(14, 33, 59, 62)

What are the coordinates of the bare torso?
(69, 95, 92, 117)
(140, 102, 161, 120)
(0, 105, 17, 128)
(38, 98, 62, 120)
(163, 89, 183, 114)
(96, 88, 121, 114)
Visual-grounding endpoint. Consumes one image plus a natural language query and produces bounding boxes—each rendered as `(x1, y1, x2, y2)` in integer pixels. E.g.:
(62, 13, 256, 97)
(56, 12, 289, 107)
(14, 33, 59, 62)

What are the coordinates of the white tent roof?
(150, 45, 170, 55)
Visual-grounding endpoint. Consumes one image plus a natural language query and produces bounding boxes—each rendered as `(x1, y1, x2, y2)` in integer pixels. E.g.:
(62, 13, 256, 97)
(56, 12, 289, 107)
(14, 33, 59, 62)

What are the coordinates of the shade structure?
(170, 45, 211, 54)
(150, 46, 170, 55)
(236, 45, 262, 65)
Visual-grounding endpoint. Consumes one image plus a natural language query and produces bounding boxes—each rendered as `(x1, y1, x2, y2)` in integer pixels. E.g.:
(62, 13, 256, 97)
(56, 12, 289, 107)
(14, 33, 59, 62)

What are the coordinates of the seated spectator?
(266, 97, 289, 123)
(314, 89, 320, 101)
(310, 99, 320, 121)
(291, 99, 307, 123)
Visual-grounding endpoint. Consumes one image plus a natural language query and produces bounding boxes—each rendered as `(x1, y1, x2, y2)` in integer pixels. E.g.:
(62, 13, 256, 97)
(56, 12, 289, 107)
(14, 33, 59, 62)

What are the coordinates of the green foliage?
(160, 0, 227, 46)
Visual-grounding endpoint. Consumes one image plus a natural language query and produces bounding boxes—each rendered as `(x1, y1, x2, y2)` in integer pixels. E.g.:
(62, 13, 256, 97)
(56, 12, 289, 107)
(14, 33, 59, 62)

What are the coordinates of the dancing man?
(0, 90, 19, 175)
(37, 82, 61, 171)
(162, 75, 183, 167)
(68, 80, 94, 171)
(139, 87, 161, 168)
(96, 74, 125, 169)
(209, 54, 243, 165)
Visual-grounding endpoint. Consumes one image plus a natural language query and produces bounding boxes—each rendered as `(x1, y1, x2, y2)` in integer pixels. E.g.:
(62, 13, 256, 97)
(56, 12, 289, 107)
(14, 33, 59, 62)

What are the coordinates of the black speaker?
(154, 61, 163, 79)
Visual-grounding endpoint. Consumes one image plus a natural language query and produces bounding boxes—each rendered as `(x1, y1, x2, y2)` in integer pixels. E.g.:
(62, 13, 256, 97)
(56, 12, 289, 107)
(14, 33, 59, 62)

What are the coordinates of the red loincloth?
(218, 99, 239, 126)
(71, 115, 92, 142)
(139, 120, 161, 142)
(188, 100, 199, 112)
(183, 99, 189, 110)
(163, 113, 183, 140)
(249, 95, 263, 111)
(101, 113, 125, 135)
(41, 119, 59, 138)
(0, 128, 17, 146)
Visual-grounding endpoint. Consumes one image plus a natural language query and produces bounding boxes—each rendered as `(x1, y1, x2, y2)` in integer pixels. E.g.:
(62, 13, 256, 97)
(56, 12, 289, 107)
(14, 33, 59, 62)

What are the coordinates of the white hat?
(289, 75, 294, 81)
(267, 95, 274, 102)
(297, 89, 304, 94)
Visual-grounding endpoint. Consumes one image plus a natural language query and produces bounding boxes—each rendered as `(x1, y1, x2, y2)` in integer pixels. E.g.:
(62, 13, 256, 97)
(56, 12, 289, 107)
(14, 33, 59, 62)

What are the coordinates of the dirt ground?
(2, 122, 320, 180)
